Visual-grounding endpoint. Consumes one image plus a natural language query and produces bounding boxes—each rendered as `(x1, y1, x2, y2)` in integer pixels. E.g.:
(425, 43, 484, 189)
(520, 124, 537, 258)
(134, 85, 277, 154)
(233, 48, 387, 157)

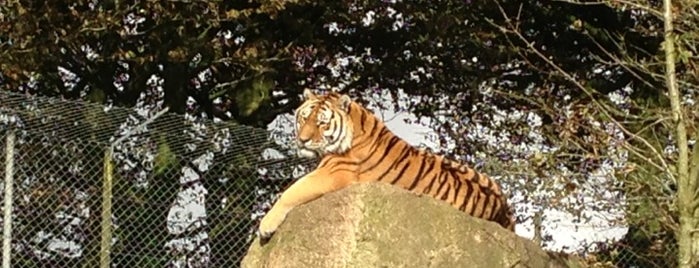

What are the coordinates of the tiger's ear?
(302, 88, 317, 100)
(339, 94, 352, 111)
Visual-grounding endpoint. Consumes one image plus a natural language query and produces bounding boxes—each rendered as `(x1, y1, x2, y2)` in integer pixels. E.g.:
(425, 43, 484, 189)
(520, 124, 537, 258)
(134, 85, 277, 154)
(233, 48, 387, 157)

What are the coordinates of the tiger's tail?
(497, 202, 516, 231)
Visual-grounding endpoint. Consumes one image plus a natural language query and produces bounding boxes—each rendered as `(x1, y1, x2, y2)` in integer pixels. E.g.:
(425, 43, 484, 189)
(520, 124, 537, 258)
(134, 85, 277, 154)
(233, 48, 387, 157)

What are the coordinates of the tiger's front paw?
(257, 211, 285, 242)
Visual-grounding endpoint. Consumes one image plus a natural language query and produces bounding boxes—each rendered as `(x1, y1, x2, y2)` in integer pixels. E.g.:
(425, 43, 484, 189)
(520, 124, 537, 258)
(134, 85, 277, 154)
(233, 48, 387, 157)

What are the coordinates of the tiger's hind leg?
(257, 169, 354, 242)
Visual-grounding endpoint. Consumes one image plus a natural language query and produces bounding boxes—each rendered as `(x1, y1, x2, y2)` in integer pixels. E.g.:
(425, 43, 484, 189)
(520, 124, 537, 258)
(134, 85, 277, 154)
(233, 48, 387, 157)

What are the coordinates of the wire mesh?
(579, 227, 678, 268)
(0, 90, 682, 267)
(0, 90, 316, 267)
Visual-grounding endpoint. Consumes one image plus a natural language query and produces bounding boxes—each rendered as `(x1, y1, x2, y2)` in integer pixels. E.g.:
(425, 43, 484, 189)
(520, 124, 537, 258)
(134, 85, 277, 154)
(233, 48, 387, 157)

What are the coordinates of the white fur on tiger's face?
(294, 89, 354, 159)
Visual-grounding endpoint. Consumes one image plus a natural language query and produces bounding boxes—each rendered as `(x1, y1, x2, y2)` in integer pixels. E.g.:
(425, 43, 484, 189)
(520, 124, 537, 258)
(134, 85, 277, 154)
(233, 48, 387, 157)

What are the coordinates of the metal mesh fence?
(0, 90, 316, 267)
(577, 224, 678, 268)
(0, 90, 681, 267)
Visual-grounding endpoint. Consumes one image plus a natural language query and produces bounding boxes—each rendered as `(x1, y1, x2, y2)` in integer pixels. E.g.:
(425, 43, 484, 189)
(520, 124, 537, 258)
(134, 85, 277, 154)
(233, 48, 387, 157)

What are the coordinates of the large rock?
(242, 182, 585, 268)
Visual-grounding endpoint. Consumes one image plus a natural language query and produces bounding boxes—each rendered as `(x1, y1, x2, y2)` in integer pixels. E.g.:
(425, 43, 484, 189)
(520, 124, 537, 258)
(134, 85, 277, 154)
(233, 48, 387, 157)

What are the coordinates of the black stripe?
(487, 194, 498, 218)
(491, 202, 502, 220)
(476, 194, 490, 218)
(359, 128, 390, 156)
(367, 117, 380, 136)
(450, 172, 462, 205)
(361, 111, 379, 135)
(359, 112, 369, 133)
(390, 161, 412, 184)
(407, 159, 431, 191)
(358, 128, 390, 160)
(333, 114, 344, 142)
(422, 169, 439, 195)
(440, 182, 451, 201)
(361, 136, 402, 171)
(459, 182, 475, 212)
(434, 172, 448, 198)
(493, 201, 509, 221)
(376, 146, 411, 181)
(365, 128, 390, 150)
(485, 176, 493, 188)
(469, 191, 481, 215)
(353, 120, 381, 151)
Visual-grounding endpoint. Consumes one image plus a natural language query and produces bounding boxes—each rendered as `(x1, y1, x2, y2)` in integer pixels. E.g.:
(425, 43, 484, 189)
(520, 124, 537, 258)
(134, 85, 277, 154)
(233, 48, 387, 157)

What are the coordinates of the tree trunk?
(663, 0, 699, 266)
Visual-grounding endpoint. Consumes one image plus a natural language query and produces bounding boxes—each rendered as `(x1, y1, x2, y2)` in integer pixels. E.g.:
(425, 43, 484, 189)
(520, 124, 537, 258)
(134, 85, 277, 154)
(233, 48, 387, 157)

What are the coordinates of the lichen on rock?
(242, 182, 585, 268)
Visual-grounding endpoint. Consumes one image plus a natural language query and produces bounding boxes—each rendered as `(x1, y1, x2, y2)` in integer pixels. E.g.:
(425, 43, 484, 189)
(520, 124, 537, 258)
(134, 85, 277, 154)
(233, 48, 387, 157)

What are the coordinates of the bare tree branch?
(488, 0, 675, 182)
(554, 0, 663, 18)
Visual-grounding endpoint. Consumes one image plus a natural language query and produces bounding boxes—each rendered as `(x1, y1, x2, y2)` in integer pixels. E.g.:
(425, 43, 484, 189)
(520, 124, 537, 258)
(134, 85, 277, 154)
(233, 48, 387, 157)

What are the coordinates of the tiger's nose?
(298, 133, 312, 143)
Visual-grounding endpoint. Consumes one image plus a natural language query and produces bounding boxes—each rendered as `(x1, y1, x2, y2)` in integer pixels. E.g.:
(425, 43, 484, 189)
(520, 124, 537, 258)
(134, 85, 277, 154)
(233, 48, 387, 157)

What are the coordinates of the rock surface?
(242, 182, 585, 268)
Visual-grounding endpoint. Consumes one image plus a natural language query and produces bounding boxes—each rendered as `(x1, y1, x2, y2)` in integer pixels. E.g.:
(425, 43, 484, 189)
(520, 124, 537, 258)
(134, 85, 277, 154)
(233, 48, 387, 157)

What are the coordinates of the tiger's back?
(304, 91, 516, 231)
(361, 146, 515, 231)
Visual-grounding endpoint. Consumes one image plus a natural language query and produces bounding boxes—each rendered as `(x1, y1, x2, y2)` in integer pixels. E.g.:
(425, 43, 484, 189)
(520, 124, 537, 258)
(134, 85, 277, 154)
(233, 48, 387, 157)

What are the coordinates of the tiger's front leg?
(257, 170, 354, 241)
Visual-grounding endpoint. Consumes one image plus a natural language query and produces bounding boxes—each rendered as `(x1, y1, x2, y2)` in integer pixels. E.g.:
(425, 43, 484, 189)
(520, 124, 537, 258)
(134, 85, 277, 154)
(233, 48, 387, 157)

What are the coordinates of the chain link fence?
(0, 90, 316, 267)
(0, 90, 680, 267)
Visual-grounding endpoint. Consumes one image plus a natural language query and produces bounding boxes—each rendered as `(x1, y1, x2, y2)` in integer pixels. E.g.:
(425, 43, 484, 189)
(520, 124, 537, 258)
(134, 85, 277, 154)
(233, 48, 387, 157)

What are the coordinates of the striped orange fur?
(257, 89, 515, 240)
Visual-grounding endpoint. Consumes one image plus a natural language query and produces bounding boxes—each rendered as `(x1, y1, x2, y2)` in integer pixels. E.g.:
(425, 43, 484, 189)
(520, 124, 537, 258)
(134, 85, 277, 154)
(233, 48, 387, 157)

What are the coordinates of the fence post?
(100, 148, 114, 268)
(2, 131, 15, 268)
(532, 210, 543, 246)
(99, 107, 168, 267)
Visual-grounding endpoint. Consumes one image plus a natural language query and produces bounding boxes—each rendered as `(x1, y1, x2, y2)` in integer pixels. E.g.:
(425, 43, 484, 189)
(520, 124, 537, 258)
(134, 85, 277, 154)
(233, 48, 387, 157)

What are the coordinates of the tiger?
(257, 89, 515, 240)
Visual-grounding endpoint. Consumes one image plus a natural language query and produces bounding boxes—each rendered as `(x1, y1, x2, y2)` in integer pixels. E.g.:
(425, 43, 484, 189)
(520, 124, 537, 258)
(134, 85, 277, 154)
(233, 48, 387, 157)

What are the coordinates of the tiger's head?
(294, 89, 354, 159)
